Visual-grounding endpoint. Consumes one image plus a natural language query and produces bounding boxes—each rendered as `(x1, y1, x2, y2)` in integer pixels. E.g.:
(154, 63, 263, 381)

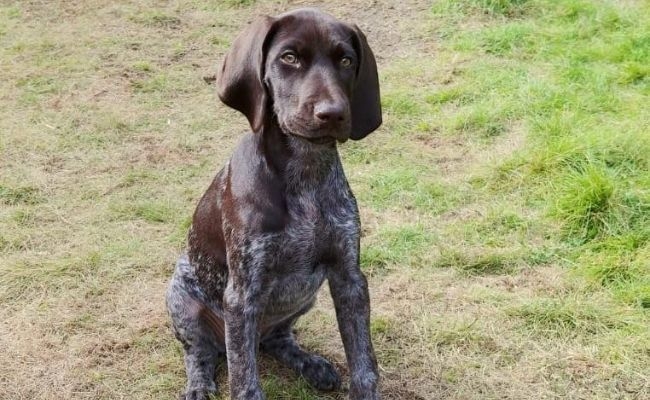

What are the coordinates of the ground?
(0, 0, 648, 399)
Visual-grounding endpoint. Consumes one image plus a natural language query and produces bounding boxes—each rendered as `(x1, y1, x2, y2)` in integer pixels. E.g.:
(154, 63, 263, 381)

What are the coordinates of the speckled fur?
(166, 8, 381, 400)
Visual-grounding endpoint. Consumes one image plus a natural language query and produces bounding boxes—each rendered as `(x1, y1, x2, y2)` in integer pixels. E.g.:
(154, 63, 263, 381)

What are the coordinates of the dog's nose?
(314, 102, 346, 124)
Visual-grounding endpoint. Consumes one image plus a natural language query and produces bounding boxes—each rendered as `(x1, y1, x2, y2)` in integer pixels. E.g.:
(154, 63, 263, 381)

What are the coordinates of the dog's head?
(217, 8, 381, 143)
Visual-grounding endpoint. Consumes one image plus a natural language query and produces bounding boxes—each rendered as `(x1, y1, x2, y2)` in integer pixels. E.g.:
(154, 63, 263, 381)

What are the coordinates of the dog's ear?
(217, 16, 276, 133)
(349, 25, 382, 140)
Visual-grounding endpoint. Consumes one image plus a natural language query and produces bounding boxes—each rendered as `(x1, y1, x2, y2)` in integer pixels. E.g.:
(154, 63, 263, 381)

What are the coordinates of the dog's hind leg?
(167, 256, 225, 400)
(260, 304, 341, 392)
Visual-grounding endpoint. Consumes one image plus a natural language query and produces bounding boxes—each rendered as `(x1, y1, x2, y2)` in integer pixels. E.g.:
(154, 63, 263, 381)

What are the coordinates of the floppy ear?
(217, 16, 276, 133)
(349, 25, 382, 140)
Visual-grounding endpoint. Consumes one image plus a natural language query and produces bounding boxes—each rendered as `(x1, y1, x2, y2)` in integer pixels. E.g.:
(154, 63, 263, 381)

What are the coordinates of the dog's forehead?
(272, 9, 352, 49)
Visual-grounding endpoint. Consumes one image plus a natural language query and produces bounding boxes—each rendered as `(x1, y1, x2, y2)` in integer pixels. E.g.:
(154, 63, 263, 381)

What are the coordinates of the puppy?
(166, 8, 382, 400)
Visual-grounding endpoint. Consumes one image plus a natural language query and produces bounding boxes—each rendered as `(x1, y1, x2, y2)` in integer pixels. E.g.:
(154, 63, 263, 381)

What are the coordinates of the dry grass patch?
(2, 0, 649, 399)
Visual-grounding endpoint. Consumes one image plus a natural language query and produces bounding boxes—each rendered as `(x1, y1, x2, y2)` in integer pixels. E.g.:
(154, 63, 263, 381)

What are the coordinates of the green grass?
(436, 249, 519, 275)
(361, 223, 437, 273)
(0, 184, 43, 205)
(508, 296, 637, 337)
(429, 0, 649, 305)
(1, 0, 649, 399)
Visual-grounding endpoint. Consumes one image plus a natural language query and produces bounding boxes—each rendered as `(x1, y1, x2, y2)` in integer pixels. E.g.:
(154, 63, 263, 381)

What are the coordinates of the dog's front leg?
(328, 247, 380, 400)
(223, 244, 271, 400)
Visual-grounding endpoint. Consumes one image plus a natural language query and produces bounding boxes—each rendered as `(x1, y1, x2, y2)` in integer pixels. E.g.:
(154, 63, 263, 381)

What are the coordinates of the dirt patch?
(230, 0, 435, 62)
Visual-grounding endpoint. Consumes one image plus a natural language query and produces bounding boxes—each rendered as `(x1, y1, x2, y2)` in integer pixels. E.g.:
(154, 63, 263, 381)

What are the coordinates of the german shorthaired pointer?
(166, 8, 382, 400)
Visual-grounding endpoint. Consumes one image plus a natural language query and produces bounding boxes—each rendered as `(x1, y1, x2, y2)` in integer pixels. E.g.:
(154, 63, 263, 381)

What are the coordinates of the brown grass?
(1, 1, 648, 399)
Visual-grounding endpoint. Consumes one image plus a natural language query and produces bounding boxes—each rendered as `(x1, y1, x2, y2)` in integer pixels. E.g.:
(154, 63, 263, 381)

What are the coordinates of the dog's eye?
(281, 52, 299, 65)
(340, 56, 353, 68)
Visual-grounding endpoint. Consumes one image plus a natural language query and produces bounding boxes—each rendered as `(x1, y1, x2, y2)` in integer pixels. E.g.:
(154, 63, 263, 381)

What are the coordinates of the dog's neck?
(258, 124, 342, 192)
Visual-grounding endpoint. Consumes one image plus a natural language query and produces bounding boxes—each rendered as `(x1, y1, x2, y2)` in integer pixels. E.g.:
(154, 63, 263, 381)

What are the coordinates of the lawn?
(0, 0, 648, 399)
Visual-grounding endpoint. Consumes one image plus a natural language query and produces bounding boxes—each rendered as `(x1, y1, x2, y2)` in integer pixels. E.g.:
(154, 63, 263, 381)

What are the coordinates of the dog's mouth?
(281, 123, 345, 145)
(277, 114, 351, 145)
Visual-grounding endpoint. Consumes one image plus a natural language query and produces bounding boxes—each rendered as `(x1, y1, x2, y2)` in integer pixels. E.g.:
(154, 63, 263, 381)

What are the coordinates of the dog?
(166, 8, 382, 400)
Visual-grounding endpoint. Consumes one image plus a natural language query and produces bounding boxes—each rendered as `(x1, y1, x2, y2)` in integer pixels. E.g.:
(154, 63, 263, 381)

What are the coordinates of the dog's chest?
(277, 190, 346, 272)
(263, 189, 353, 319)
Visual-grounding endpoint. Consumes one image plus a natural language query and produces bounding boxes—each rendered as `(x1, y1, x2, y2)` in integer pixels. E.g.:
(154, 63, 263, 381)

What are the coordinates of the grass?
(1, 0, 648, 399)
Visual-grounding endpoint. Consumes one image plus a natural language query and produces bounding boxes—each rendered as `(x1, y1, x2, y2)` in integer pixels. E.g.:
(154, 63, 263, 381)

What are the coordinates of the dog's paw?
(232, 388, 265, 400)
(301, 355, 342, 391)
(179, 388, 218, 400)
(349, 375, 380, 400)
